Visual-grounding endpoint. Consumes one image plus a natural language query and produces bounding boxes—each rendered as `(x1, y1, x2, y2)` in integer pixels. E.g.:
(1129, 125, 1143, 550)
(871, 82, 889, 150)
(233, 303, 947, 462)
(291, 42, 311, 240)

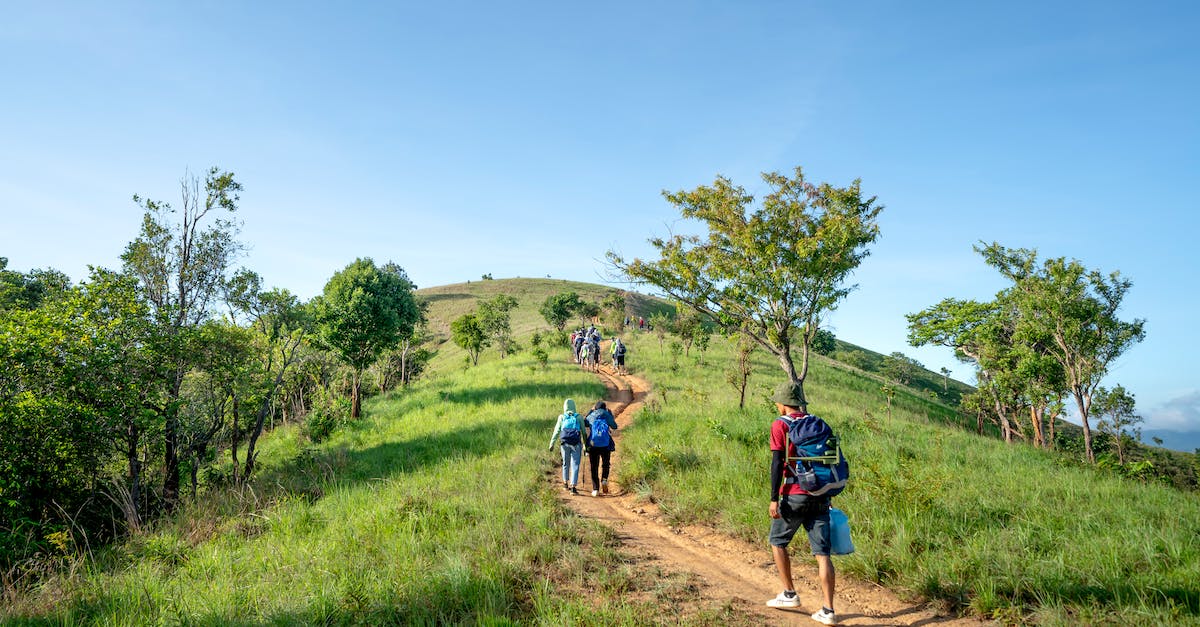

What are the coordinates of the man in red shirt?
(766, 380, 837, 625)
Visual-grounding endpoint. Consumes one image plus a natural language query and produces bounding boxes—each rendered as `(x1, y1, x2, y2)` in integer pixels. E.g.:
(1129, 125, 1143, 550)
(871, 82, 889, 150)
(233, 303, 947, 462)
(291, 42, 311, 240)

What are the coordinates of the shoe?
(601, 481, 609, 494)
(563, 482, 569, 490)
(766, 591, 800, 608)
(570, 487, 578, 495)
(811, 608, 837, 625)
(591, 489, 599, 497)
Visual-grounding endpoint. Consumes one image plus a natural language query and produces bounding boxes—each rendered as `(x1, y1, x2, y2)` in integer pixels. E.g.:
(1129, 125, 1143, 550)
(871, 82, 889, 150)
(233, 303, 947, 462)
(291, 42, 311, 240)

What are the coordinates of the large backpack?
(614, 342, 626, 357)
(589, 412, 612, 448)
(559, 412, 582, 445)
(780, 414, 849, 498)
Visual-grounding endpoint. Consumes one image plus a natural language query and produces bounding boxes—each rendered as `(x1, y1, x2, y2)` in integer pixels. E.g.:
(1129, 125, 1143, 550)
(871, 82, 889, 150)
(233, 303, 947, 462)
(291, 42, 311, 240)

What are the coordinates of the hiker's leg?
(559, 445, 569, 483)
(772, 545, 794, 592)
(599, 449, 611, 481)
(588, 450, 601, 488)
(816, 554, 835, 611)
(569, 445, 582, 486)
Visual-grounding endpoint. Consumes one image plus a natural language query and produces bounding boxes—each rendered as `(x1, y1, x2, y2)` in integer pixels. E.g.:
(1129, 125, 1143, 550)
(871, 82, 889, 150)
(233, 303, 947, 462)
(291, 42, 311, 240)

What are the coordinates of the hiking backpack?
(559, 412, 582, 446)
(589, 413, 612, 448)
(780, 414, 849, 498)
(614, 342, 626, 357)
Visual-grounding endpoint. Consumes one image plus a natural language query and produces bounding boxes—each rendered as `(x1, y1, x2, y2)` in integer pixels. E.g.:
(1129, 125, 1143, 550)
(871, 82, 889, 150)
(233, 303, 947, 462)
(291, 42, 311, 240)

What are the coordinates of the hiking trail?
(551, 364, 989, 626)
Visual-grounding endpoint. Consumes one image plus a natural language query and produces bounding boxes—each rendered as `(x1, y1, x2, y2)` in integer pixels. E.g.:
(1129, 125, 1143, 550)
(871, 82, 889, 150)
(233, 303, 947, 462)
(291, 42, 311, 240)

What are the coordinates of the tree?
(313, 259, 420, 418)
(673, 306, 703, 356)
(477, 294, 519, 358)
(1094, 385, 1141, 465)
(811, 328, 836, 356)
(121, 167, 244, 510)
(600, 290, 628, 331)
(225, 269, 311, 479)
(540, 291, 583, 331)
(881, 351, 923, 385)
(451, 313, 488, 365)
(609, 166, 882, 399)
(939, 367, 951, 392)
(724, 332, 757, 409)
(978, 243, 1146, 463)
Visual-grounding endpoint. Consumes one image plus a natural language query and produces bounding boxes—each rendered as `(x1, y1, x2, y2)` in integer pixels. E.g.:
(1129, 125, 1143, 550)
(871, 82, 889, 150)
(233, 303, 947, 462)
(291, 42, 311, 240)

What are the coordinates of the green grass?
(8, 277, 1199, 625)
(613, 331, 1200, 625)
(3, 353, 757, 625)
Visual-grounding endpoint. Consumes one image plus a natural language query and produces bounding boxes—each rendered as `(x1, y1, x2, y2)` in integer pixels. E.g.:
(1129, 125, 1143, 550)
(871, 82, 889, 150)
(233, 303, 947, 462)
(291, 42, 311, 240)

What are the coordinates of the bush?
(304, 396, 351, 443)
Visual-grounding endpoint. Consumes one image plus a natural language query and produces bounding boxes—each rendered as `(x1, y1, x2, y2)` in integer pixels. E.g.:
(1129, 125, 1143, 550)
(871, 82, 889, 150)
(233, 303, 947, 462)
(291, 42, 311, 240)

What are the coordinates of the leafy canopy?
(608, 166, 882, 389)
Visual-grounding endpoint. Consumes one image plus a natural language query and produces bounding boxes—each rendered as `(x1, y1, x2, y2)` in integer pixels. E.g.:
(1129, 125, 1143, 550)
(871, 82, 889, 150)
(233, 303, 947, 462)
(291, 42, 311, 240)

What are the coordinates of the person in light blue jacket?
(548, 398, 584, 494)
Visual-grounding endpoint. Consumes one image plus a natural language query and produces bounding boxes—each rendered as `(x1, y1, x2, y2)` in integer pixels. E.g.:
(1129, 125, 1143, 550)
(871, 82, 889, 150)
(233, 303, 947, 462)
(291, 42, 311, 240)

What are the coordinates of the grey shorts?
(769, 494, 832, 555)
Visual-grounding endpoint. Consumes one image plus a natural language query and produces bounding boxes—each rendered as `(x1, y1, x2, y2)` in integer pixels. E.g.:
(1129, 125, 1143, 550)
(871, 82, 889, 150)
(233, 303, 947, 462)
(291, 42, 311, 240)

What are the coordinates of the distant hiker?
(766, 381, 838, 625)
(584, 401, 619, 497)
(572, 332, 585, 363)
(610, 337, 628, 374)
(549, 399, 584, 494)
(638, 316, 644, 330)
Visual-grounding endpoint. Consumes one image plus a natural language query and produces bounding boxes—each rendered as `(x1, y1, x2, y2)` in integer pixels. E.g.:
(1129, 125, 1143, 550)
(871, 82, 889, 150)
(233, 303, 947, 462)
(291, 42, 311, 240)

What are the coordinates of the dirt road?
(553, 365, 986, 626)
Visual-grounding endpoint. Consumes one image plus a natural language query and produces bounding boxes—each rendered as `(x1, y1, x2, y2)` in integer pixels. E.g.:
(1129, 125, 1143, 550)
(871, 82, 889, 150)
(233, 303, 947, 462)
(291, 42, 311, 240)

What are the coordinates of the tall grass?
(3, 353, 753, 625)
(615, 331, 1200, 624)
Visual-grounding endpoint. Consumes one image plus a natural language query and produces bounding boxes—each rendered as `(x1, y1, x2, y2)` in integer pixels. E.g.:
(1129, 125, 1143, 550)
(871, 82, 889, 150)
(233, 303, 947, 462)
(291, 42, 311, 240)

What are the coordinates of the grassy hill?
(6, 278, 1198, 625)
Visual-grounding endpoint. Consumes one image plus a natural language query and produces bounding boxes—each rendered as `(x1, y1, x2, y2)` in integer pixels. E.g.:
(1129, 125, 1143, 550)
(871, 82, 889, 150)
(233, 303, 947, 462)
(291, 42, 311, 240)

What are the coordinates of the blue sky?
(2, 2, 1198, 446)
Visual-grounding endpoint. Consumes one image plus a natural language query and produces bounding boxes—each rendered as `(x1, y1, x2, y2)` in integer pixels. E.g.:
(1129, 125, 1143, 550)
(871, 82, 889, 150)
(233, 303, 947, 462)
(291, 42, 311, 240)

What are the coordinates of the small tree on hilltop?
(609, 166, 882, 399)
(451, 312, 488, 366)
(478, 294, 519, 358)
(540, 291, 582, 331)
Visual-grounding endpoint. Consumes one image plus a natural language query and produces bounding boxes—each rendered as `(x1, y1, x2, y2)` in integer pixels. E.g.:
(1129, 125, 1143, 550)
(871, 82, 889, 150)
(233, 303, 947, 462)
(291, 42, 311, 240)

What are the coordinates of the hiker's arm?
(770, 449, 786, 512)
(548, 416, 561, 450)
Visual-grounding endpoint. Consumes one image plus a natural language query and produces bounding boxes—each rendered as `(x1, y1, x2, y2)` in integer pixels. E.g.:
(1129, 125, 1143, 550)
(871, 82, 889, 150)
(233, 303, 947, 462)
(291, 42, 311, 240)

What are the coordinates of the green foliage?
(477, 294, 519, 358)
(811, 328, 836, 355)
(539, 291, 582, 331)
(450, 312, 488, 365)
(313, 258, 420, 417)
(881, 351, 923, 385)
(609, 165, 883, 395)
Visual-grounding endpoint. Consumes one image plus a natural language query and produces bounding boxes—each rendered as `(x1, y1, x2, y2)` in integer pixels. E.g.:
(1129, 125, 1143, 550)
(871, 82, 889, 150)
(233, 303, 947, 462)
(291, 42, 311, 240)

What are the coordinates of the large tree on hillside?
(121, 167, 244, 511)
(313, 259, 420, 418)
(608, 166, 882, 397)
(978, 243, 1145, 463)
(451, 312, 488, 365)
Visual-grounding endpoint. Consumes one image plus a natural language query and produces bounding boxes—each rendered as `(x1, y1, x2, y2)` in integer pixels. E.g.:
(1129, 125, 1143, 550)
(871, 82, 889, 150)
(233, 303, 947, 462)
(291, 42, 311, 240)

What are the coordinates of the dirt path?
(552, 365, 987, 627)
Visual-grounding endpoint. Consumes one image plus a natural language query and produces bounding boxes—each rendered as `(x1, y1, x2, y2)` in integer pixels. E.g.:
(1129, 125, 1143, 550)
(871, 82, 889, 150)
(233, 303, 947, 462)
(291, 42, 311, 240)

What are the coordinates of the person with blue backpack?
(583, 401, 619, 497)
(765, 380, 846, 625)
(549, 398, 585, 494)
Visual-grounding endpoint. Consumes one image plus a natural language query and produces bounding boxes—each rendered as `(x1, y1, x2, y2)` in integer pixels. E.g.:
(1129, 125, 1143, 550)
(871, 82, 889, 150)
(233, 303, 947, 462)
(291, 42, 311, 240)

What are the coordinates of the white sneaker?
(591, 489, 599, 497)
(766, 591, 800, 608)
(811, 607, 838, 625)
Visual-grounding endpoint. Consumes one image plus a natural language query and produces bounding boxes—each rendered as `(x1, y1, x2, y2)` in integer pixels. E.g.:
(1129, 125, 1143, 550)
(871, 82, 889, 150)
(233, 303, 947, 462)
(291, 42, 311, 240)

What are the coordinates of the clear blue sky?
(3, 2, 1197, 445)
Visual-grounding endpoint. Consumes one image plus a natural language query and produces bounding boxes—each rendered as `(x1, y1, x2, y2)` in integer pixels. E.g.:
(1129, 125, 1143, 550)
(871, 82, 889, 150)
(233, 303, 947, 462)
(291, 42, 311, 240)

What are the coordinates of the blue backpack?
(559, 413, 582, 445)
(589, 413, 612, 448)
(780, 414, 849, 498)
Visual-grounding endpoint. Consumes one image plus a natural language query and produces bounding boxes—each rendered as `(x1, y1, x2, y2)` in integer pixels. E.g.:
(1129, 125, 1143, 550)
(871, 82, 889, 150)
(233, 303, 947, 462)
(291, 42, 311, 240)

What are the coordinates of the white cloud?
(1144, 390, 1200, 431)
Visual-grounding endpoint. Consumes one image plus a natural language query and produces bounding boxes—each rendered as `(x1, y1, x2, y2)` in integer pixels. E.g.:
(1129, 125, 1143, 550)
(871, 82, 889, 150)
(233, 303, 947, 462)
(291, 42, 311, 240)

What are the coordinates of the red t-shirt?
(771, 411, 808, 496)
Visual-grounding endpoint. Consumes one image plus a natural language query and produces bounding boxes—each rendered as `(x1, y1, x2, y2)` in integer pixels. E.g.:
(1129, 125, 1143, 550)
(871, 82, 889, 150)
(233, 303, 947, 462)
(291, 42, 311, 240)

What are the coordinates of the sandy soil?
(551, 362, 989, 627)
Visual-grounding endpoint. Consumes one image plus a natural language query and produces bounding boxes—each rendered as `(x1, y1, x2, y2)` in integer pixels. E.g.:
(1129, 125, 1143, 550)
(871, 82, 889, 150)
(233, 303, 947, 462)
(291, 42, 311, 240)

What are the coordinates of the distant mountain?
(1142, 429, 1200, 453)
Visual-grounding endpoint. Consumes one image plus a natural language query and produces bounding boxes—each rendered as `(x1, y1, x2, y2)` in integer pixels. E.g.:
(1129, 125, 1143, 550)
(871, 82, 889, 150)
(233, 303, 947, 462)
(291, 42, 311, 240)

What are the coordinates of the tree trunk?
(1073, 391, 1095, 463)
(230, 394, 241, 485)
(125, 424, 142, 529)
(351, 369, 362, 418)
(243, 372, 286, 481)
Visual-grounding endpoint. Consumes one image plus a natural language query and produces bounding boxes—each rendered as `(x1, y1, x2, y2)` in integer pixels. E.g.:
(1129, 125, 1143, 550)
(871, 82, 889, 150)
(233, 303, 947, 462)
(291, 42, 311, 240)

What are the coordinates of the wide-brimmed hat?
(770, 381, 807, 407)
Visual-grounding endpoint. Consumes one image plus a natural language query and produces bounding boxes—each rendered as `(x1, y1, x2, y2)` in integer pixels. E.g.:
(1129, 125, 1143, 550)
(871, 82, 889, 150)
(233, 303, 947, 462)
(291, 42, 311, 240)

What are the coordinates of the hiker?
(610, 337, 627, 374)
(584, 401, 618, 496)
(766, 381, 838, 625)
(572, 332, 585, 363)
(549, 398, 584, 494)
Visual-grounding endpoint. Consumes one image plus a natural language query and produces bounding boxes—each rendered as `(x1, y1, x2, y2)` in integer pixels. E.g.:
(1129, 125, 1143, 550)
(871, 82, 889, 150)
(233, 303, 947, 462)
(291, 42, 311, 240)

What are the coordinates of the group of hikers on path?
(548, 338, 848, 626)
(569, 325, 628, 375)
(548, 399, 618, 497)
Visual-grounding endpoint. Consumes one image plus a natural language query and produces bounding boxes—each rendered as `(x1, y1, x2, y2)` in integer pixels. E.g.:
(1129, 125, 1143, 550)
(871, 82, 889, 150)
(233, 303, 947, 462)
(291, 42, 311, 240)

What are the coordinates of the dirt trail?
(553, 365, 987, 626)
